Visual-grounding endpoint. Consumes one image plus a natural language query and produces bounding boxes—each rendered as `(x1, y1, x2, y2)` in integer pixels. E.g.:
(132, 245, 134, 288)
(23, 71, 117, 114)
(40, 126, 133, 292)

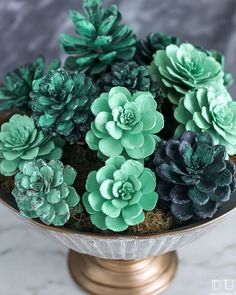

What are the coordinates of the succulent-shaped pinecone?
(98, 61, 151, 94)
(12, 159, 80, 226)
(82, 156, 158, 232)
(86, 87, 164, 160)
(0, 114, 64, 176)
(135, 32, 180, 65)
(60, 0, 136, 75)
(0, 56, 60, 112)
(31, 68, 98, 143)
(199, 48, 233, 88)
(174, 87, 236, 155)
(150, 131, 236, 222)
(150, 43, 224, 105)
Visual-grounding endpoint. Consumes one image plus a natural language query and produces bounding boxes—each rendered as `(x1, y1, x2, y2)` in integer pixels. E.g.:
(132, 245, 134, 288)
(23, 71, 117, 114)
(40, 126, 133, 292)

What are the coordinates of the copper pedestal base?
(68, 250, 178, 295)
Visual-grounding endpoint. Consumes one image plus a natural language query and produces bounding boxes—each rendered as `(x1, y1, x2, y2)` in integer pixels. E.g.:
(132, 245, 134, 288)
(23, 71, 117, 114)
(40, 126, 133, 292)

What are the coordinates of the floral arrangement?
(0, 0, 235, 234)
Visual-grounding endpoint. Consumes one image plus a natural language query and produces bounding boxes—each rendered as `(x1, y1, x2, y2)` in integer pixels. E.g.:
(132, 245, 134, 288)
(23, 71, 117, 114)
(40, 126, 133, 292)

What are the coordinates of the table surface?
(0, 203, 236, 295)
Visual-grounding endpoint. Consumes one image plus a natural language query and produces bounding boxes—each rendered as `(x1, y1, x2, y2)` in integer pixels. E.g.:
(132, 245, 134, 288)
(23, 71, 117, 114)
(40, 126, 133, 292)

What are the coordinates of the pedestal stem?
(68, 251, 178, 295)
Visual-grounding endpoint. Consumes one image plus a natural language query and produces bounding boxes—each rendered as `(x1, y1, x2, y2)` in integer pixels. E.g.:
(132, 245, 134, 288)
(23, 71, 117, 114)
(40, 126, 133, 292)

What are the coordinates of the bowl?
(1, 189, 236, 294)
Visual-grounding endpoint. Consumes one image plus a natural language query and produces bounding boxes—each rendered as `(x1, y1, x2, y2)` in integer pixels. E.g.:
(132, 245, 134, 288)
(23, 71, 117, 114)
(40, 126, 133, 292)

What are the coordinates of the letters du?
(212, 280, 236, 292)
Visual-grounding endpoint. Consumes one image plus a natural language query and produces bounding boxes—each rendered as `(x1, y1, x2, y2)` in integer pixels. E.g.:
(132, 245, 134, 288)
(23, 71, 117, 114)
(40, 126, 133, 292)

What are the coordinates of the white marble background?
(1, 0, 236, 294)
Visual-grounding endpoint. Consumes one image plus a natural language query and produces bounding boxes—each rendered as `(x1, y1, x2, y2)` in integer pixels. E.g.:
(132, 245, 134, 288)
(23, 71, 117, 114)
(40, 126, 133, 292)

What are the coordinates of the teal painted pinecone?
(196, 47, 234, 88)
(134, 32, 180, 65)
(31, 68, 98, 143)
(12, 159, 80, 226)
(150, 131, 236, 223)
(60, 0, 136, 74)
(97, 61, 151, 93)
(150, 43, 224, 105)
(0, 114, 64, 176)
(0, 56, 60, 112)
(86, 86, 164, 159)
(174, 87, 236, 155)
(82, 156, 158, 232)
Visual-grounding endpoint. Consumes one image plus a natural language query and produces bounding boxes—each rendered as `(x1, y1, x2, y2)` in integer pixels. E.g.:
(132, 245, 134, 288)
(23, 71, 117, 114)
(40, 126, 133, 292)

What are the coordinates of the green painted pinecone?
(174, 87, 236, 155)
(196, 47, 234, 88)
(206, 49, 233, 88)
(150, 43, 224, 105)
(97, 61, 151, 93)
(85, 86, 164, 160)
(82, 156, 158, 232)
(0, 56, 60, 112)
(12, 159, 80, 226)
(31, 68, 98, 143)
(60, 0, 136, 74)
(0, 114, 64, 176)
(149, 131, 236, 222)
(135, 32, 180, 65)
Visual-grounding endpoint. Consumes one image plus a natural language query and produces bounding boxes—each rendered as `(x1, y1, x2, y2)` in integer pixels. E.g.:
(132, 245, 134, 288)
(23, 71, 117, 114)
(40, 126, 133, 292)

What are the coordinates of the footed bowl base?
(68, 250, 178, 295)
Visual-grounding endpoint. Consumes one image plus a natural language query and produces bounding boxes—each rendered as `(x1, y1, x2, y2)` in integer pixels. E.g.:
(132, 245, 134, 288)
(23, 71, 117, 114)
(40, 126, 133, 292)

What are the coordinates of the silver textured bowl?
(1, 189, 236, 295)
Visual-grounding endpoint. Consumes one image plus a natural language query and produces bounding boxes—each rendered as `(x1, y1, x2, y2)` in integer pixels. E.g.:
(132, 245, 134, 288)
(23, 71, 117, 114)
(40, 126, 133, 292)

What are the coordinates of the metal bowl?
(1, 189, 236, 260)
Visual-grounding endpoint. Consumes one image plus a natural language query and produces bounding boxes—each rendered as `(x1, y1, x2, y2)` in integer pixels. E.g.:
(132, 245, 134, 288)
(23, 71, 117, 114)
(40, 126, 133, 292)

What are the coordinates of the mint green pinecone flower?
(12, 159, 80, 226)
(206, 49, 233, 88)
(174, 87, 236, 155)
(0, 114, 64, 176)
(150, 43, 224, 105)
(86, 87, 164, 160)
(82, 156, 158, 232)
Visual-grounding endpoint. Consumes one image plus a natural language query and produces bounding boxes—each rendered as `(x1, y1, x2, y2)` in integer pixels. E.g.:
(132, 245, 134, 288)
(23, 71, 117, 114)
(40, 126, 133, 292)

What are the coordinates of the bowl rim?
(1, 190, 236, 240)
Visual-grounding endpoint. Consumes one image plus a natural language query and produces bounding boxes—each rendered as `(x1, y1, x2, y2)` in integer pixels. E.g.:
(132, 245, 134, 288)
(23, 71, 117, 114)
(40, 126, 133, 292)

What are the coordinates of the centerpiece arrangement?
(1, 0, 236, 294)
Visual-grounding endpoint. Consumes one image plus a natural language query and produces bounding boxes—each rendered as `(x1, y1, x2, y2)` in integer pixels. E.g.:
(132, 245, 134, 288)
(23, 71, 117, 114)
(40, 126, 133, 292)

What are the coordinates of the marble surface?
(1, 203, 236, 295)
(1, 0, 236, 294)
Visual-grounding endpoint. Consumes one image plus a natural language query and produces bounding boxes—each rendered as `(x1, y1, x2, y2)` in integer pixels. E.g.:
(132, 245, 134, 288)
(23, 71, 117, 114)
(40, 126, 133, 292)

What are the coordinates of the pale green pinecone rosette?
(206, 49, 233, 88)
(0, 114, 64, 176)
(174, 87, 236, 155)
(150, 43, 224, 105)
(12, 159, 80, 226)
(82, 156, 158, 232)
(60, 0, 136, 74)
(85, 86, 164, 159)
(0, 56, 60, 112)
(31, 68, 98, 143)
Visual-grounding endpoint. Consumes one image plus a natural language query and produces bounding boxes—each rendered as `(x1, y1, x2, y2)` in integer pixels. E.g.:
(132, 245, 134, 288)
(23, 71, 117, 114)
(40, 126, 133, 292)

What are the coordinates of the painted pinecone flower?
(82, 156, 158, 232)
(0, 56, 60, 112)
(150, 131, 236, 222)
(31, 68, 98, 143)
(60, 0, 136, 74)
(134, 32, 180, 65)
(86, 87, 164, 160)
(174, 87, 236, 155)
(12, 159, 80, 226)
(0, 114, 64, 176)
(202, 49, 233, 88)
(97, 61, 151, 94)
(150, 43, 224, 105)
